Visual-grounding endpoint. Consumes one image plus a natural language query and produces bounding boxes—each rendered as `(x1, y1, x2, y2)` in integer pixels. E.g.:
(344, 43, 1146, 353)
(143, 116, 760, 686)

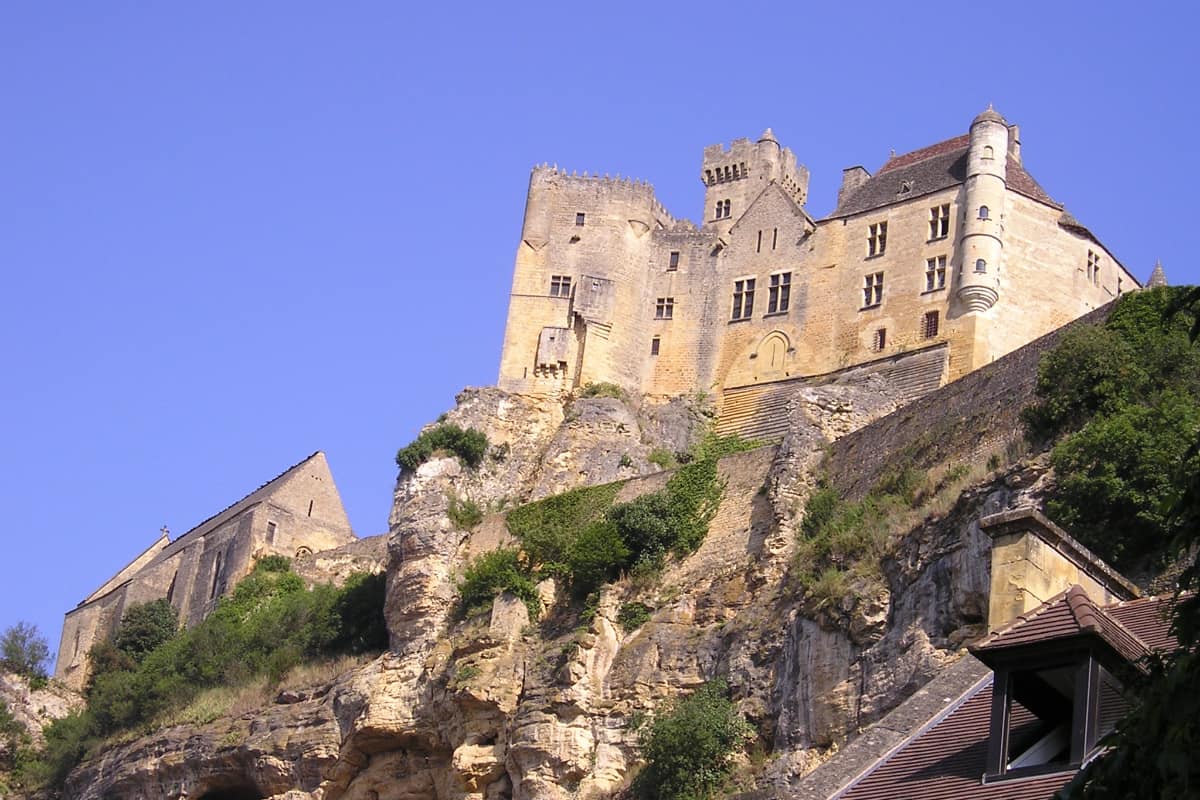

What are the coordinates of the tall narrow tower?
(700, 129, 809, 238)
(956, 107, 1008, 312)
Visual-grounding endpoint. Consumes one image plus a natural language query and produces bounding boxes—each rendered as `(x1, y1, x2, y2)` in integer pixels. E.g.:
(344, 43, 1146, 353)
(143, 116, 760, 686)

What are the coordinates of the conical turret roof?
(1147, 260, 1168, 287)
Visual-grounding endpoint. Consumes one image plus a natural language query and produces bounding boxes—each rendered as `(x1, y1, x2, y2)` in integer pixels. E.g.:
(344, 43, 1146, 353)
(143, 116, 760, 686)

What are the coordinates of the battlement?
(529, 164, 677, 224)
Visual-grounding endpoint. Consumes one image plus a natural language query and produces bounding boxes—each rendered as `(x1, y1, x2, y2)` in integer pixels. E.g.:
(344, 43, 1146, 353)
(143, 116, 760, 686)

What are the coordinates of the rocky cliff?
(58, 371, 1051, 800)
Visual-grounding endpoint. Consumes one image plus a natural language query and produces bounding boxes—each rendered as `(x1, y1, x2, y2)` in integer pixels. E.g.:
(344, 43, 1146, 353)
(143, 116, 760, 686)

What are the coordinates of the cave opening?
(196, 785, 264, 800)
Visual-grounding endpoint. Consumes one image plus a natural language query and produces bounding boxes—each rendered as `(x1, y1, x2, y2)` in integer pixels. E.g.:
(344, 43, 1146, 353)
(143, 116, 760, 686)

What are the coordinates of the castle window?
(925, 256, 947, 292)
(550, 275, 572, 297)
(868, 221, 888, 257)
(1087, 250, 1101, 285)
(722, 199, 732, 218)
(266, 521, 278, 544)
(307, 500, 314, 517)
(757, 230, 763, 253)
(975, 258, 988, 273)
(732, 164, 740, 179)
(979, 205, 990, 220)
(655, 297, 674, 320)
(650, 336, 661, 356)
(724, 166, 731, 181)
(772, 228, 778, 250)
(862, 272, 884, 307)
(873, 327, 887, 351)
(732, 278, 756, 320)
(705, 169, 714, 185)
(668, 251, 680, 271)
(575, 212, 586, 226)
(929, 204, 950, 240)
(768, 271, 791, 314)
(923, 311, 940, 338)
(740, 161, 747, 177)
(983, 145, 995, 160)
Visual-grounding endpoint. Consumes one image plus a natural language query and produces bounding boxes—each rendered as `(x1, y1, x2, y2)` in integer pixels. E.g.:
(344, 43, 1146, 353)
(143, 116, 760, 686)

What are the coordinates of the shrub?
(458, 548, 541, 617)
(691, 431, 763, 461)
(0, 622, 49, 682)
(633, 679, 752, 800)
(396, 423, 490, 472)
(113, 599, 178, 664)
(579, 382, 624, 399)
(647, 449, 677, 470)
(506, 482, 623, 576)
(617, 602, 652, 632)
(566, 520, 630, 598)
(447, 494, 484, 530)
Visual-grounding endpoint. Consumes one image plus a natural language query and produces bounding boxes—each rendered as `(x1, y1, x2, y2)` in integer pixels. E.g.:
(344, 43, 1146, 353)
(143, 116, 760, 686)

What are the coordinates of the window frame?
(731, 277, 756, 320)
(655, 296, 675, 320)
(767, 271, 792, 315)
(924, 256, 947, 292)
(862, 271, 884, 308)
(868, 221, 888, 257)
(549, 274, 572, 298)
(928, 204, 951, 241)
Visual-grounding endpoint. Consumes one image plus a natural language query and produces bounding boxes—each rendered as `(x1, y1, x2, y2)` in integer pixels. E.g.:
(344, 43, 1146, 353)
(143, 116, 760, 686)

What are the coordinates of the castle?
(499, 108, 1142, 428)
(54, 452, 356, 690)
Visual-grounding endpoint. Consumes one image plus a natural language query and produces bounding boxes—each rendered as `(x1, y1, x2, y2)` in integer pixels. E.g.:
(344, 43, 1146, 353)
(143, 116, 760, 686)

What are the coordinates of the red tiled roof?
(1106, 595, 1181, 654)
(972, 586, 1151, 667)
(837, 678, 1073, 800)
(828, 132, 1061, 219)
(877, 135, 970, 174)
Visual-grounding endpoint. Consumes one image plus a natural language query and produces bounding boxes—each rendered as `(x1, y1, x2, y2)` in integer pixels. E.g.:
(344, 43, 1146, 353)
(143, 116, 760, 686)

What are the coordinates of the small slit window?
(667, 251, 680, 271)
(975, 259, 988, 273)
(979, 205, 990, 220)
(575, 212, 586, 226)
(650, 336, 660, 356)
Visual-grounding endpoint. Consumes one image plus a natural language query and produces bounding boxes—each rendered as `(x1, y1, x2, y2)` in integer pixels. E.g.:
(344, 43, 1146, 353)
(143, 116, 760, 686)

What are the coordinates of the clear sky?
(1, 2, 1196, 670)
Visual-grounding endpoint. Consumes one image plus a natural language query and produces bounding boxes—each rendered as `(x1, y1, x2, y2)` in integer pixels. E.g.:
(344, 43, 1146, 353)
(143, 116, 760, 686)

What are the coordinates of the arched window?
(983, 145, 994, 160)
(723, 199, 731, 218)
(705, 169, 713, 185)
(979, 205, 990, 220)
(975, 258, 987, 273)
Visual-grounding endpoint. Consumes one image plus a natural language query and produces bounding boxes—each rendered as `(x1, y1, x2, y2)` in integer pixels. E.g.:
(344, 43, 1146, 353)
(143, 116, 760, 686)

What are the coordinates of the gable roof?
(72, 452, 330, 608)
(971, 585, 1151, 668)
(727, 179, 817, 235)
(826, 134, 1061, 220)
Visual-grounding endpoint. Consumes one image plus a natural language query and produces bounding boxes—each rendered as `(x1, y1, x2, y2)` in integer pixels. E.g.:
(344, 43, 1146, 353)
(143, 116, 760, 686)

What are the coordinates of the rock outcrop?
(62, 374, 1044, 800)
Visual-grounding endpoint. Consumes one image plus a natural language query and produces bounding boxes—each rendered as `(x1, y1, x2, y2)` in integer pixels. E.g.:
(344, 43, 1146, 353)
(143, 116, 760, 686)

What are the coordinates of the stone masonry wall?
(826, 303, 1114, 500)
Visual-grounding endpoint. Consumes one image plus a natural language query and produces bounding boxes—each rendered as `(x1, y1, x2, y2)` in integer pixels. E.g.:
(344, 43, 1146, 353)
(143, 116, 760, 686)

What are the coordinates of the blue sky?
(1, 2, 1196, 669)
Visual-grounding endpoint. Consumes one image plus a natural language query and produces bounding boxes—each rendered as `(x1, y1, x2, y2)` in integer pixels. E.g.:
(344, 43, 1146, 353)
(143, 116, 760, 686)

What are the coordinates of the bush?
(633, 679, 752, 800)
(647, 449, 677, 470)
(113, 599, 178, 664)
(506, 482, 623, 576)
(691, 431, 762, 461)
(447, 494, 484, 530)
(579, 382, 624, 399)
(617, 602, 652, 632)
(396, 423, 490, 472)
(458, 548, 541, 617)
(0, 622, 49, 682)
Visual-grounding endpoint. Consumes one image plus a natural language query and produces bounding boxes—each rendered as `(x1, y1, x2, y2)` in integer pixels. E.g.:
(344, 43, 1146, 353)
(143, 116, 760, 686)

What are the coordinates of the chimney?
(980, 507, 1139, 631)
(1006, 124, 1022, 165)
(837, 166, 871, 210)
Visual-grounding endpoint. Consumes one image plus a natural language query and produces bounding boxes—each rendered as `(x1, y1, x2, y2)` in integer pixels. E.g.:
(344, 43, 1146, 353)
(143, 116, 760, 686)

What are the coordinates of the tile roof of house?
(826, 134, 1060, 220)
(833, 592, 1180, 800)
(971, 586, 1152, 667)
(836, 677, 1074, 800)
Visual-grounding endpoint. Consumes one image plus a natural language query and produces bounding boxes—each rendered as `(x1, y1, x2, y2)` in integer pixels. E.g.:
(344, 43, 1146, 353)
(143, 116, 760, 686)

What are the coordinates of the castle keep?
(55, 452, 356, 690)
(499, 108, 1139, 423)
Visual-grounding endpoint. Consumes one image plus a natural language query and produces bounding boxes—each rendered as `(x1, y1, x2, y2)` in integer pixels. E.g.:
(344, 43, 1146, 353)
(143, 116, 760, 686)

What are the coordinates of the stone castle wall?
(497, 113, 1138, 414)
(825, 304, 1113, 500)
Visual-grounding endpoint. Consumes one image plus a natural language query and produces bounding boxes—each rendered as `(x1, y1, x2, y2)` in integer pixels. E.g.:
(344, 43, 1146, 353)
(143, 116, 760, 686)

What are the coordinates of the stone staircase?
(716, 345, 948, 442)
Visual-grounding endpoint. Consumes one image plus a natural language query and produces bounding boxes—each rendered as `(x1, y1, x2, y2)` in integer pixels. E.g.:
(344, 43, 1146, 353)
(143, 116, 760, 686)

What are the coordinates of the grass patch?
(579, 382, 625, 399)
(648, 449, 677, 470)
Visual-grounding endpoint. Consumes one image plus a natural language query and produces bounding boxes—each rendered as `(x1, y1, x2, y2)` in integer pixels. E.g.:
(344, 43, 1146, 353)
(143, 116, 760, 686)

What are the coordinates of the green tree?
(0, 623, 49, 682)
(113, 599, 179, 663)
(1058, 286, 1200, 799)
(633, 679, 752, 800)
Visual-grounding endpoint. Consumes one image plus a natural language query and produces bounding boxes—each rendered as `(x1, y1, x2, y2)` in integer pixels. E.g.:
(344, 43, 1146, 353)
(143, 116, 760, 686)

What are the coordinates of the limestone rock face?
(0, 671, 82, 748)
(67, 385, 1041, 800)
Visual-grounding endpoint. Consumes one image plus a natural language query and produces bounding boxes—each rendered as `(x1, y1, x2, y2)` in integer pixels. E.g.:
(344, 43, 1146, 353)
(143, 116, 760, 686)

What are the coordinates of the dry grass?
(156, 652, 374, 729)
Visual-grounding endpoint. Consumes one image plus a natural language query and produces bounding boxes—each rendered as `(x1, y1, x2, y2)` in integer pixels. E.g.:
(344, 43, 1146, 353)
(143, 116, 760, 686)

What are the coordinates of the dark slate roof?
(971, 586, 1151, 668)
(837, 677, 1074, 800)
(827, 134, 1060, 220)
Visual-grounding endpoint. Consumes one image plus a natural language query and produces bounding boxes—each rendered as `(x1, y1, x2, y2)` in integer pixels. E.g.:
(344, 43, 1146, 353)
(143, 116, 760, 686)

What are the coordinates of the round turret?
(972, 105, 1006, 127)
(957, 108, 1009, 313)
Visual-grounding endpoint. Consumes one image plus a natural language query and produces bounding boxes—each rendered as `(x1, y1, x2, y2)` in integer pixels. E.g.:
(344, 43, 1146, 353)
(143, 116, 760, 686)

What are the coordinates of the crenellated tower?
(956, 107, 1008, 313)
(701, 129, 809, 238)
